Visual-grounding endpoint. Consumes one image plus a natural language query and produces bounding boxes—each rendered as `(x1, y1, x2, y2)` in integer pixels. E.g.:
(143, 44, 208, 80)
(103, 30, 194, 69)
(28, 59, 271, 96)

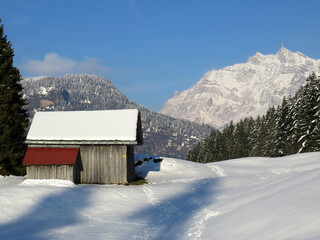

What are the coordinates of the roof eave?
(25, 140, 139, 145)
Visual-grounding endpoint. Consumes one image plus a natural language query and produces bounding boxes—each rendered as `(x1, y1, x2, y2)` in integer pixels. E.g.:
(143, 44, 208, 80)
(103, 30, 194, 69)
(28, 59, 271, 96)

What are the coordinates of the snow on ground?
(0, 152, 320, 240)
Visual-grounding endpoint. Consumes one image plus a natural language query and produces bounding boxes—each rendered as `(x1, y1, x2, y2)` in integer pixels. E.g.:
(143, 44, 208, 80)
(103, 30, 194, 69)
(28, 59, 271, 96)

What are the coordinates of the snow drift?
(0, 152, 319, 239)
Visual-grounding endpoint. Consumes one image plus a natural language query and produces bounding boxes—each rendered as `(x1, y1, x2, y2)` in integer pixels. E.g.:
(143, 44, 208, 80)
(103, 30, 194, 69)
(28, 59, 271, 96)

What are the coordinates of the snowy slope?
(0, 152, 320, 239)
(160, 47, 320, 128)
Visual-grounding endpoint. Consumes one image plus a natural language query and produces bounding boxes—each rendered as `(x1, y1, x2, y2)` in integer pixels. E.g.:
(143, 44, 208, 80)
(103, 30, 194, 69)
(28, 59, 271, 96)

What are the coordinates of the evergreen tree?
(214, 130, 225, 161)
(286, 94, 300, 154)
(244, 117, 255, 155)
(251, 115, 269, 156)
(187, 142, 203, 162)
(202, 129, 219, 162)
(0, 19, 29, 175)
(222, 121, 235, 159)
(232, 119, 249, 158)
(295, 73, 320, 152)
(274, 97, 297, 156)
(249, 115, 261, 156)
(263, 107, 277, 156)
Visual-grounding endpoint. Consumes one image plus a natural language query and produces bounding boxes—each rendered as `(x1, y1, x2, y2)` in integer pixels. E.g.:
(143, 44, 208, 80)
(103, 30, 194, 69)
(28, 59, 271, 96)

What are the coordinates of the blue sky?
(1, 0, 320, 111)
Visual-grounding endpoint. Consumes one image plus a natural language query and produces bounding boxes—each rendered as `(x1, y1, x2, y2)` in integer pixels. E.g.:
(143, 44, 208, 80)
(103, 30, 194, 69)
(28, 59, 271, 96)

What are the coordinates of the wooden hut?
(23, 109, 143, 184)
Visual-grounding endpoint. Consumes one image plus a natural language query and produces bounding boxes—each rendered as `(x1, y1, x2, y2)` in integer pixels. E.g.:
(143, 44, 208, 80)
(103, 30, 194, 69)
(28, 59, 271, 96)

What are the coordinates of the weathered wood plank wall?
(80, 145, 128, 184)
(26, 165, 75, 182)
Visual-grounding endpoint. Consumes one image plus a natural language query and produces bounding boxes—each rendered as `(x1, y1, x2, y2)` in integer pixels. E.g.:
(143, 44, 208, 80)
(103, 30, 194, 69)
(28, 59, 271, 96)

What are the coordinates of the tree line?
(187, 73, 320, 163)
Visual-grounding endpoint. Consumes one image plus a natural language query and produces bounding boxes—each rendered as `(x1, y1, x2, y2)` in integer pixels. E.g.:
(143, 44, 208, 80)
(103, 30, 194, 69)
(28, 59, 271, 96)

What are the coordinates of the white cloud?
(21, 53, 111, 76)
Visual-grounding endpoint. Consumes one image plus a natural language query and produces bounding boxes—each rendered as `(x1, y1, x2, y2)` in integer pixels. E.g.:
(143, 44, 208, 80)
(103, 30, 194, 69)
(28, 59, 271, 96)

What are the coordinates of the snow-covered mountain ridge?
(160, 47, 320, 128)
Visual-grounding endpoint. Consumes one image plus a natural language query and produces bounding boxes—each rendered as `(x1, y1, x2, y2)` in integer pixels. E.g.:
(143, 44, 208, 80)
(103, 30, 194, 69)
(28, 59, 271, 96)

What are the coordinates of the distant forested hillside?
(22, 74, 212, 159)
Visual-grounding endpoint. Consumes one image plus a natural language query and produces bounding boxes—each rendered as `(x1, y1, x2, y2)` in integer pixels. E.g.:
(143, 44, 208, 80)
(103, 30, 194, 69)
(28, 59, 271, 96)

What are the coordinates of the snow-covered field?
(1, 152, 319, 240)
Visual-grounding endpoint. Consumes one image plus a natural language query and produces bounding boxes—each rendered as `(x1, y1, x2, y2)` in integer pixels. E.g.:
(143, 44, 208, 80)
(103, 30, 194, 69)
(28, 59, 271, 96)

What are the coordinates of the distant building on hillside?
(23, 109, 143, 184)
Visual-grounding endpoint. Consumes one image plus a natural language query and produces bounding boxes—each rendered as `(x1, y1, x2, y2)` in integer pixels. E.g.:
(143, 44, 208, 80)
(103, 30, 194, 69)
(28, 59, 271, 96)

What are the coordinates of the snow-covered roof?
(26, 109, 143, 145)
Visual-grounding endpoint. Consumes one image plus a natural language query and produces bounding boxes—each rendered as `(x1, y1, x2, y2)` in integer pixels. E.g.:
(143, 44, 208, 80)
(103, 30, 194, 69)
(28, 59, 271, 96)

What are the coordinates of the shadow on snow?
(0, 186, 92, 240)
(134, 154, 162, 178)
(129, 177, 220, 240)
(0, 176, 220, 239)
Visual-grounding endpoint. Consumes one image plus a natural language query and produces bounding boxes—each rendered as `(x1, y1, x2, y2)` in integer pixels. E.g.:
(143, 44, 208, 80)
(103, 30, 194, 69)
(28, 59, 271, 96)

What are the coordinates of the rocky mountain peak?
(173, 90, 180, 97)
(160, 48, 320, 128)
(248, 51, 266, 65)
(275, 47, 295, 62)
